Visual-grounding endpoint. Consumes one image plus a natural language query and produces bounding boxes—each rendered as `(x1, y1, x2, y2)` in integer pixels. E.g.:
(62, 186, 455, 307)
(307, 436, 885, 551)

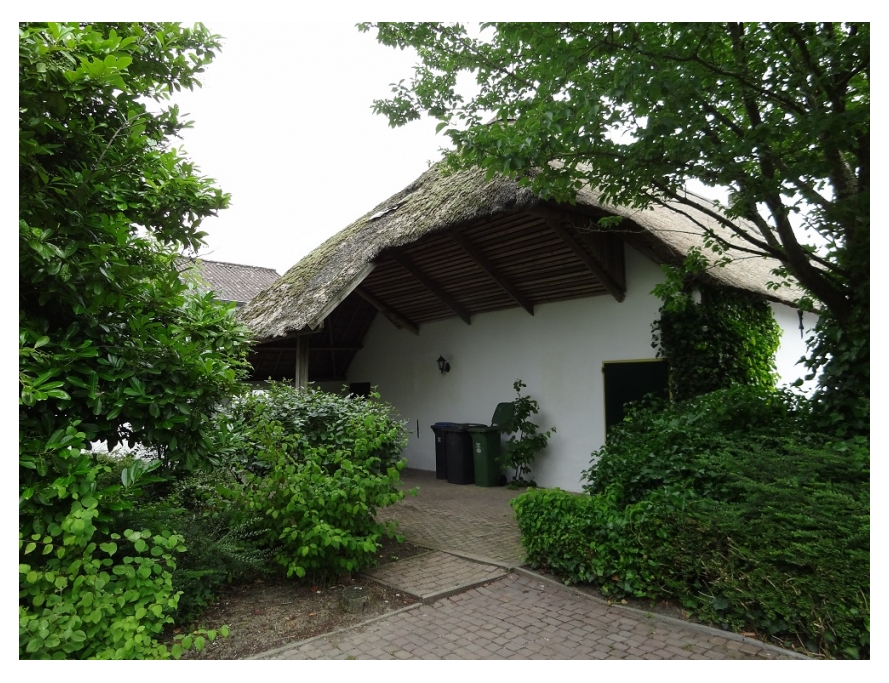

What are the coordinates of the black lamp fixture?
(437, 355, 451, 375)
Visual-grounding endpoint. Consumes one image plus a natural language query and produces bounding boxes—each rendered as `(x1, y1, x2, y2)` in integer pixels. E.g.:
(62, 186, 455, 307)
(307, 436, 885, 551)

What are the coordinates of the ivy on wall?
(651, 250, 781, 402)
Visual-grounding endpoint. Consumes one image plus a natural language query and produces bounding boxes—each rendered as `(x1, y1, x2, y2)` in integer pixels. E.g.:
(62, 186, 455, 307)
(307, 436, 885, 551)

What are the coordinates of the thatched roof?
(238, 163, 802, 341)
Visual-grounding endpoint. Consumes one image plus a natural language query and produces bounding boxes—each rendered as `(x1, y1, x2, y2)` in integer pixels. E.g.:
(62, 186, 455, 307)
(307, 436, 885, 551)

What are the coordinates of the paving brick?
(251, 470, 805, 662)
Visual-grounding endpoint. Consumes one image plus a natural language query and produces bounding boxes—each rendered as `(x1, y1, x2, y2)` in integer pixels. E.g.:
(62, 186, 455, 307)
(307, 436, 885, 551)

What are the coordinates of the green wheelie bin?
(467, 402, 515, 487)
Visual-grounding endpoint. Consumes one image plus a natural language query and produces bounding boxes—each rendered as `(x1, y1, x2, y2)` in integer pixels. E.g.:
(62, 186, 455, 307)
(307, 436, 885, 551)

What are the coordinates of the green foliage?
(512, 387, 869, 659)
(18, 444, 186, 660)
(118, 468, 275, 623)
(583, 386, 811, 504)
(171, 624, 230, 660)
(650, 250, 780, 401)
(803, 293, 870, 437)
(499, 380, 555, 485)
(362, 21, 869, 434)
(19, 21, 249, 660)
(511, 486, 676, 595)
(221, 447, 407, 581)
(215, 382, 408, 475)
(19, 21, 252, 467)
(209, 383, 410, 581)
(20, 527, 185, 660)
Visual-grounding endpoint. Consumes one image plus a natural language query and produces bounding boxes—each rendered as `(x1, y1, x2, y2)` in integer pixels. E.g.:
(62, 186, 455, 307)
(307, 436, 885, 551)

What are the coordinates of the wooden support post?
(294, 335, 309, 389)
(451, 232, 534, 316)
(354, 286, 420, 335)
(531, 207, 626, 302)
(391, 252, 472, 325)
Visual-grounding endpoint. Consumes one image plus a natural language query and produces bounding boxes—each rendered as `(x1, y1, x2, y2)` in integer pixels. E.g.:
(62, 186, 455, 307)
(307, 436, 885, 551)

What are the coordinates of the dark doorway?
(349, 382, 372, 398)
(602, 359, 670, 435)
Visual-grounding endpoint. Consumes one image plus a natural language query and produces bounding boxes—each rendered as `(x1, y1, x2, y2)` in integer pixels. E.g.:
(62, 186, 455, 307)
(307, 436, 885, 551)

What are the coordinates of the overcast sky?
(169, 22, 447, 275)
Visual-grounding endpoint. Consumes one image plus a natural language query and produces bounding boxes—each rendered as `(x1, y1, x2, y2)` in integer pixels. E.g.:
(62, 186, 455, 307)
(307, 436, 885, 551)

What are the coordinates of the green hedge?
(511, 388, 869, 659)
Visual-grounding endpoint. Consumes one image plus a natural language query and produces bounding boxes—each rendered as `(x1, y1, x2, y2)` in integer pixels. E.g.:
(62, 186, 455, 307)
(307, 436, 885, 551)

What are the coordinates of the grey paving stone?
(249, 470, 807, 662)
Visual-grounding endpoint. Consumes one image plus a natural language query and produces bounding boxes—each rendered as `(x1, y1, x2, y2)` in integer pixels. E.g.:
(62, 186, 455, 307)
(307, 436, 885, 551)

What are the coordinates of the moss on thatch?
(237, 162, 803, 341)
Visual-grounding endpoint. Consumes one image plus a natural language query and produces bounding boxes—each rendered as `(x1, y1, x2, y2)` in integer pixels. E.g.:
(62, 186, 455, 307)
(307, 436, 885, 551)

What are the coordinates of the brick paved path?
(363, 551, 507, 603)
(255, 572, 798, 660)
(252, 468, 807, 661)
(376, 469, 526, 566)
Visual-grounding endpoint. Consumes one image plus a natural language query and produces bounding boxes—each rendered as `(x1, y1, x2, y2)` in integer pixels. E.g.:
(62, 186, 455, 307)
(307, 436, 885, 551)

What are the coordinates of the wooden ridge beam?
(391, 252, 472, 325)
(451, 232, 534, 316)
(354, 286, 420, 335)
(530, 207, 626, 302)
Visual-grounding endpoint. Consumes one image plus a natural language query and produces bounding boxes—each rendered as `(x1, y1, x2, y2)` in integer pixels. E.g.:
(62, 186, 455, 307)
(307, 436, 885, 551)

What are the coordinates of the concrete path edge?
(247, 603, 423, 660)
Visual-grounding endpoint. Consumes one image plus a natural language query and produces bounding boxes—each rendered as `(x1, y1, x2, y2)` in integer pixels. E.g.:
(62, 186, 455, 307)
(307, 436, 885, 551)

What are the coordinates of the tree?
(360, 22, 869, 433)
(19, 21, 253, 472)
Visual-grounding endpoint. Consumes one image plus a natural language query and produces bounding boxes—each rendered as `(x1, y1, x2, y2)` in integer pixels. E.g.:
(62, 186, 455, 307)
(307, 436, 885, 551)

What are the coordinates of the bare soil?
(173, 538, 429, 660)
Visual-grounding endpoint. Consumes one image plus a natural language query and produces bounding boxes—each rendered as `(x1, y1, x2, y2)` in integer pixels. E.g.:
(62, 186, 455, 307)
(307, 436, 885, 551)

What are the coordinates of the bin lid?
(491, 402, 515, 430)
(437, 423, 470, 432)
(466, 424, 500, 433)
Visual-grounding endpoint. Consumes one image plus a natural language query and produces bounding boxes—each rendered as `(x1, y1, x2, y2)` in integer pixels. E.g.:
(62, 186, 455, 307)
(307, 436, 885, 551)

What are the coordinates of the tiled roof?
(178, 258, 280, 305)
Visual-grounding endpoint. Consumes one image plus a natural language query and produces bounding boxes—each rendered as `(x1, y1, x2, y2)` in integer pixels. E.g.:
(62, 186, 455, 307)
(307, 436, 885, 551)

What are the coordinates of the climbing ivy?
(651, 250, 781, 401)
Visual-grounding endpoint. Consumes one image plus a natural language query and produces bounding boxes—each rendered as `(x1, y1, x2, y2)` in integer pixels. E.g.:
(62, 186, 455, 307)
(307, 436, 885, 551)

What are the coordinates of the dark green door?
(602, 360, 669, 435)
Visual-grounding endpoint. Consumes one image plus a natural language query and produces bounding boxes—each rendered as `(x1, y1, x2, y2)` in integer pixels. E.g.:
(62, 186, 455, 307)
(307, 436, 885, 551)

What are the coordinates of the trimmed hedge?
(511, 388, 869, 659)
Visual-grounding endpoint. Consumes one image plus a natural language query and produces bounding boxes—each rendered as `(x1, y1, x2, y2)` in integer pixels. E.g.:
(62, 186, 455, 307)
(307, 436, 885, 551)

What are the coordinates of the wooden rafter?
(391, 252, 472, 325)
(451, 232, 534, 316)
(354, 286, 420, 335)
(530, 207, 626, 302)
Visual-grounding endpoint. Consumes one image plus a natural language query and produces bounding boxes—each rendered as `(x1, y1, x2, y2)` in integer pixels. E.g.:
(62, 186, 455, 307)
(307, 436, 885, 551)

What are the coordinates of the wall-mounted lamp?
(437, 355, 451, 375)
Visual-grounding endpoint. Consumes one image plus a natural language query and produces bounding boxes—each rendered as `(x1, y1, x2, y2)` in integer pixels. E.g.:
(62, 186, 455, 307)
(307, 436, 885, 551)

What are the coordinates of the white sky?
(169, 22, 447, 275)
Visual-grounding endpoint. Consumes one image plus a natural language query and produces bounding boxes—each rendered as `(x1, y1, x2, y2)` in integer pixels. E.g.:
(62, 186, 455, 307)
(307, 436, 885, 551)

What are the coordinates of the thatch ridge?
(237, 162, 803, 341)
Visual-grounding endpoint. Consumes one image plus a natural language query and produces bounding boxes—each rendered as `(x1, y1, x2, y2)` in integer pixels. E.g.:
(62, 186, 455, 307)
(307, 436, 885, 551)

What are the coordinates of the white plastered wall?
(345, 246, 811, 492)
(770, 301, 818, 392)
(347, 246, 663, 492)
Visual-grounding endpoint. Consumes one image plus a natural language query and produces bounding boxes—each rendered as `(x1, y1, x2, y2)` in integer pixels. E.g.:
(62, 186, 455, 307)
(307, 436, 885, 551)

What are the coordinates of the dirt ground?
(169, 537, 769, 660)
(173, 538, 428, 660)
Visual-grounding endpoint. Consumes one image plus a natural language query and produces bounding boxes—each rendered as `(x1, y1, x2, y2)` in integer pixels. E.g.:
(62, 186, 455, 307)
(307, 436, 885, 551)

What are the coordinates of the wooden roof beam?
(451, 232, 534, 316)
(391, 252, 472, 325)
(354, 286, 420, 335)
(530, 208, 626, 302)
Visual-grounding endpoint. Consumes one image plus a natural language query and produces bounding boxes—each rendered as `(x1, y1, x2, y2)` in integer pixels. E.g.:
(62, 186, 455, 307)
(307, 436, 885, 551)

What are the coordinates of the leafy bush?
(19, 433, 186, 659)
(582, 386, 817, 505)
(512, 388, 869, 659)
(511, 485, 679, 595)
(500, 379, 555, 485)
(209, 383, 410, 581)
(220, 446, 407, 581)
(216, 382, 407, 475)
(119, 468, 275, 623)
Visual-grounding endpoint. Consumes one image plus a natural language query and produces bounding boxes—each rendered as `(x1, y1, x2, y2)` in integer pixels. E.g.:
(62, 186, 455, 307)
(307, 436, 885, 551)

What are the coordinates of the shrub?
(513, 387, 869, 659)
(19, 435, 186, 659)
(215, 382, 407, 475)
(211, 383, 410, 581)
(500, 379, 555, 485)
(582, 385, 818, 505)
(119, 467, 275, 623)
(511, 485, 680, 596)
